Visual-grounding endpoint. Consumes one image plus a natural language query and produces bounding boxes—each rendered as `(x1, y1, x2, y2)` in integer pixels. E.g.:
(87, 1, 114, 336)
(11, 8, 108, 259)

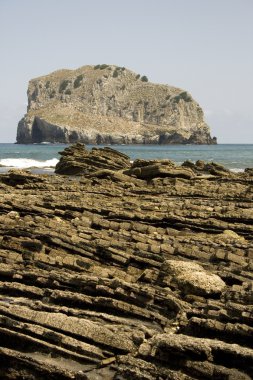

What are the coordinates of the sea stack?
(16, 64, 217, 144)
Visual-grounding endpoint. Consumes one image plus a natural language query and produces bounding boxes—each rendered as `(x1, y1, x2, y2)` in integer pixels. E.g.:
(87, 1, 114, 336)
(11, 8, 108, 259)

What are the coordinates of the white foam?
(0, 158, 59, 169)
(230, 168, 244, 173)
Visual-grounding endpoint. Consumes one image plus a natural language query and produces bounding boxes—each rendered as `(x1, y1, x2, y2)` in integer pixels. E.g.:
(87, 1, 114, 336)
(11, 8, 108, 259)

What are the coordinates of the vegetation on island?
(173, 91, 192, 103)
(73, 74, 84, 88)
(94, 64, 110, 70)
(59, 80, 71, 93)
(141, 75, 148, 82)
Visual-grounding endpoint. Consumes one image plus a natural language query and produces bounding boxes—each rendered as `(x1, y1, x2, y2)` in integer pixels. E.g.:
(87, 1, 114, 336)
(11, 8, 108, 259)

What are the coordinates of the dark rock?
(182, 160, 231, 176)
(1, 169, 46, 186)
(125, 159, 195, 180)
(245, 168, 253, 176)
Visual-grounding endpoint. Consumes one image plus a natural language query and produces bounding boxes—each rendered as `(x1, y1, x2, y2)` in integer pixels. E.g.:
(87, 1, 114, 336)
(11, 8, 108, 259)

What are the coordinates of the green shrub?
(45, 81, 50, 89)
(65, 89, 71, 95)
(50, 90, 56, 98)
(59, 80, 71, 93)
(136, 74, 140, 79)
(180, 91, 192, 102)
(99, 64, 109, 69)
(173, 91, 192, 103)
(166, 94, 171, 100)
(73, 74, 84, 88)
(94, 64, 109, 70)
(141, 75, 148, 82)
(112, 66, 126, 78)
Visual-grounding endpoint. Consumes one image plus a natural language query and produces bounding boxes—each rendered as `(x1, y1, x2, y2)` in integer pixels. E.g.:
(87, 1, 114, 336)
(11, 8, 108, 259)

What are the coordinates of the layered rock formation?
(55, 143, 131, 175)
(16, 64, 216, 144)
(0, 145, 252, 379)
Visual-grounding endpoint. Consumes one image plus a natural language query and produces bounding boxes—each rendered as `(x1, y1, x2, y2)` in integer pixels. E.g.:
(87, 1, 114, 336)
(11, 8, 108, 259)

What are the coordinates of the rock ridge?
(16, 64, 216, 144)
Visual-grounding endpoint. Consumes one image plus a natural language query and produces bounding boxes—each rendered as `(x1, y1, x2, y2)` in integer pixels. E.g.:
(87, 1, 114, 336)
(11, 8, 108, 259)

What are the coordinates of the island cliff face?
(17, 64, 217, 144)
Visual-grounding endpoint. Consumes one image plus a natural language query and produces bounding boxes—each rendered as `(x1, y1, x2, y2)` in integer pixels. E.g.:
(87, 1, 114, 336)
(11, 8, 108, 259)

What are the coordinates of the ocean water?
(0, 143, 252, 172)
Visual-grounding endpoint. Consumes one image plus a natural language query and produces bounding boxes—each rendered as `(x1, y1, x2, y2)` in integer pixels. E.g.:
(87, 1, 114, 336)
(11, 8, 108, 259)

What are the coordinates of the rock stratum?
(0, 144, 252, 379)
(16, 64, 216, 144)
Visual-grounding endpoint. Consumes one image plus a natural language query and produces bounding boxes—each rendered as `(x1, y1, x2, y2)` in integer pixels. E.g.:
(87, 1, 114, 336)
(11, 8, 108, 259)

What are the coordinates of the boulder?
(218, 229, 246, 242)
(161, 260, 226, 296)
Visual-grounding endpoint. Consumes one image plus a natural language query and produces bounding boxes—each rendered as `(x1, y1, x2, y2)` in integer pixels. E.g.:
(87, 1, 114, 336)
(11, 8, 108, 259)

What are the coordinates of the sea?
(0, 143, 252, 173)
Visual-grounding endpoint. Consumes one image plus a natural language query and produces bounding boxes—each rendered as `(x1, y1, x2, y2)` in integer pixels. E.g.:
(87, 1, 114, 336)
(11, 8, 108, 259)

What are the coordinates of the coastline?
(0, 143, 253, 172)
(0, 145, 252, 378)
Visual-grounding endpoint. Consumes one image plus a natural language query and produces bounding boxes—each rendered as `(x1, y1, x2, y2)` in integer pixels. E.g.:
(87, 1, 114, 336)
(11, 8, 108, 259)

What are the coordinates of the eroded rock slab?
(55, 143, 131, 175)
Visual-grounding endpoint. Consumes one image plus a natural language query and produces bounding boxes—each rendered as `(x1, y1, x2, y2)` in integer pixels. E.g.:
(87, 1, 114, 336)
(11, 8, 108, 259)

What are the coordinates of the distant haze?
(0, 0, 252, 143)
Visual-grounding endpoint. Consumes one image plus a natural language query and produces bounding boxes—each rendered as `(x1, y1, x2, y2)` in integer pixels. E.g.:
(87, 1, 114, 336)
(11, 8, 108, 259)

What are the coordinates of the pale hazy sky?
(0, 0, 252, 143)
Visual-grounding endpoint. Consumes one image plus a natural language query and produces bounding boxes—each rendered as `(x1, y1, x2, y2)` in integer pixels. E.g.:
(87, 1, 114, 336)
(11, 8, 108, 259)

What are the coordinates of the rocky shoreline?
(0, 144, 252, 379)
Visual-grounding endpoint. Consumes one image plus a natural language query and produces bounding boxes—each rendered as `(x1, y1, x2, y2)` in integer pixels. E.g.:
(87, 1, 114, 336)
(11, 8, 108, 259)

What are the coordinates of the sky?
(0, 0, 252, 143)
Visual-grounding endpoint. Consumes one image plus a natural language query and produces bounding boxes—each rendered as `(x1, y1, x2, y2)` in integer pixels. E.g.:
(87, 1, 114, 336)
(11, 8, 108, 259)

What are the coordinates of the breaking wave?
(230, 168, 244, 173)
(0, 158, 59, 169)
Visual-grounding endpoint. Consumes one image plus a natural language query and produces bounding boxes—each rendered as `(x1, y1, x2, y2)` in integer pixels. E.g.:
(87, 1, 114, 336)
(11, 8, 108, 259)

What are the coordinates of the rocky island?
(17, 64, 216, 144)
(0, 144, 252, 379)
